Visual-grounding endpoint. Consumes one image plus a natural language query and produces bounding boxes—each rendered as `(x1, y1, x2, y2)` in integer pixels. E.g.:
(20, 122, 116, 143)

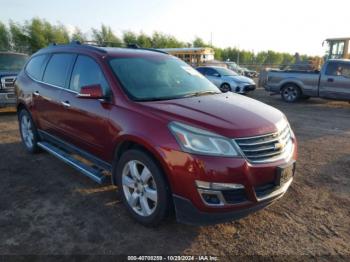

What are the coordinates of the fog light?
(196, 180, 244, 190)
(202, 193, 221, 204)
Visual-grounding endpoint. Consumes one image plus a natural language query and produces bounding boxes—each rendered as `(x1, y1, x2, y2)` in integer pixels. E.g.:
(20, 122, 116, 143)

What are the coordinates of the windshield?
(109, 56, 220, 101)
(0, 53, 28, 71)
(215, 67, 238, 76)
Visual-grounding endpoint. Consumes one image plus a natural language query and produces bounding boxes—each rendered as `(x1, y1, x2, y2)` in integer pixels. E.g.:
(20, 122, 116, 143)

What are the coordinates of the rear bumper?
(264, 84, 280, 93)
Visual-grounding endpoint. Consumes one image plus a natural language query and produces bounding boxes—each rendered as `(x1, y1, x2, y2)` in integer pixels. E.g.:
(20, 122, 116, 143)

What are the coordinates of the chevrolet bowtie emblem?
(274, 141, 284, 150)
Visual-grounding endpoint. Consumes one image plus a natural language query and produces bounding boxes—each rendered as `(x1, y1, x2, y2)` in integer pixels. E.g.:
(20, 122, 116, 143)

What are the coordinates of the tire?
(220, 83, 231, 93)
(115, 149, 170, 226)
(18, 109, 41, 153)
(281, 84, 301, 103)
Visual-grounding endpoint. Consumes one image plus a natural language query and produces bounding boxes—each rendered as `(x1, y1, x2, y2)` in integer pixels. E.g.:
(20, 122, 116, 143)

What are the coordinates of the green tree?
(9, 21, 29, 53)
(192, 37, 209, 47)
(137, 32, 152, 48)
(92, 25, 122, 46)
(151, 32, 168, 48)
(0, 22, 11, 50)
(123, 31, 138, 45)
(50, 23, 70, 44)
(213, 47, 222, 60)
(25, 18, 49, 53)
(71, 27, 86, 42)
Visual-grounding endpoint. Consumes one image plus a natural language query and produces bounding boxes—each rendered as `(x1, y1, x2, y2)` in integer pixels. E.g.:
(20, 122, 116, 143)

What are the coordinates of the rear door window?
(69, 55, 109, 95)
(43, 53, 75, 88)
(26, 54, 48, 80)
(206, 68, 218, 76)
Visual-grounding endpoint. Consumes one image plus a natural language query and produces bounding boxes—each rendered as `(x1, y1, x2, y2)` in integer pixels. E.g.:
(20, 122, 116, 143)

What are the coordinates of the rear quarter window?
(43, 53, 75, 87)
(25, 54, 48, 80)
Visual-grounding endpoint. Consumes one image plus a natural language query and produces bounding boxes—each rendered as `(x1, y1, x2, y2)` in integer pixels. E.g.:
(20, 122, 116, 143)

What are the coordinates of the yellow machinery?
(324, 38, 350, 59)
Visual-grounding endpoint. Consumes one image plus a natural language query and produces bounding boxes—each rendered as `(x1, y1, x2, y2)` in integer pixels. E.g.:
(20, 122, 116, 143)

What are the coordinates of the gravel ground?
(0, 90, 349, 261)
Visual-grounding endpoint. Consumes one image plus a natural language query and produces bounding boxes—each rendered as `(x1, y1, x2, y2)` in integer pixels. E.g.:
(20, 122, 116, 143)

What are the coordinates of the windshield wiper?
(182, 91, 221, 98)
(135, 91, 220, 102)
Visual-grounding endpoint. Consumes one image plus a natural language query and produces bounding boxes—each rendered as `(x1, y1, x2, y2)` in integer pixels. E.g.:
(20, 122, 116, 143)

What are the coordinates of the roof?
(159, 47, 214, 53)
(36, 42, 169, 57)
(325, 37, 350, 41)
(197, 65, 227, 69)
(327, 58, 350, 62)
(0, 51, 28, 56)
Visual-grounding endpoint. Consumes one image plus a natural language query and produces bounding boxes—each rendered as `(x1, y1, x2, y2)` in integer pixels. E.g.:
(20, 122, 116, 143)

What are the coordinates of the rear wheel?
(116, 149, 170, 226)
(281, 84, 301, 102)
(18, 109, 40, 153)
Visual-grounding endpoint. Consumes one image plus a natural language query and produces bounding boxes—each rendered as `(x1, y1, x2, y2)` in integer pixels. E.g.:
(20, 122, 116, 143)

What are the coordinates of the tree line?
(0, 18, 317, 65)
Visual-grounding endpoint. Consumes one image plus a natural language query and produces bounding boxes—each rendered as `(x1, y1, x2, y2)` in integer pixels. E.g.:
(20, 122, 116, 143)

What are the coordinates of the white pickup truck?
(262, 59, 350, 102)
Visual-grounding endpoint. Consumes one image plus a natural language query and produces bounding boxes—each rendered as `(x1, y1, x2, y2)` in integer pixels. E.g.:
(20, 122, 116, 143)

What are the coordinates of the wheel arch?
(280, 81, 303, 95)
(111, 136, 174, 193)
(220, 82, 231, 88)
(220, 82, 232, 92)
(16, 102, 28, 114)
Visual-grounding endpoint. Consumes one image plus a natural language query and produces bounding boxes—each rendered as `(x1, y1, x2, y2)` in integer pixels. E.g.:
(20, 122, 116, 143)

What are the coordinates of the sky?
(1, 0, 349, 56)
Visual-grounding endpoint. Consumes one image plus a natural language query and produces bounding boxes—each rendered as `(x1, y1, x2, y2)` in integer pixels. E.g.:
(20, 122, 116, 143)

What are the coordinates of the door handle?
(33, 91, 40, 96)
(61, 101, 71, 108)
(327, 78, 334, 82)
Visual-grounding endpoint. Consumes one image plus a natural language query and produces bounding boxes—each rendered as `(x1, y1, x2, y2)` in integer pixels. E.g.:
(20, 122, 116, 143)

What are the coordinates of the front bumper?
(159, 138, 297, 225)
(236, 84, 256, 94)
(173, 177, 293, 225)
(0, 92, 16, 107)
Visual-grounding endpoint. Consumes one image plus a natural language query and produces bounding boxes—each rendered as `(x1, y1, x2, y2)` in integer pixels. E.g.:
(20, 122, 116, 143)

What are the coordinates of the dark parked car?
(16, 42, 297, 226)
(0, 52, 28, 107)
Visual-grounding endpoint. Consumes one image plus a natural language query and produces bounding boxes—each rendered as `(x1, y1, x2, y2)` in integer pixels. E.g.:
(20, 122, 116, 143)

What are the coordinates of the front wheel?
(18, 109, 40, 153)
(115, 149, 170, 226)
(281, 84, 301, 103)
(220, 83, 231, 93)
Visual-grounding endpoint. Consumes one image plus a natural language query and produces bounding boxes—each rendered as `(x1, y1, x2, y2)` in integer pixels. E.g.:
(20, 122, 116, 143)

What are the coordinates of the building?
(159, 47, 215, 65)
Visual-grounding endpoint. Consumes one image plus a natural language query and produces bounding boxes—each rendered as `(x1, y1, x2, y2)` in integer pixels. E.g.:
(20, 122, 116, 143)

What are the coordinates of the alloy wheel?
(283, 86, 297, 101)
(21, 114, 34, 149)
(122, 160, 158, 217)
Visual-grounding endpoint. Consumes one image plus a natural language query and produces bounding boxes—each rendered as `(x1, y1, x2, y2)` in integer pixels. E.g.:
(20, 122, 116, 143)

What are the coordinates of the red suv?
(16, 42, 297, 226)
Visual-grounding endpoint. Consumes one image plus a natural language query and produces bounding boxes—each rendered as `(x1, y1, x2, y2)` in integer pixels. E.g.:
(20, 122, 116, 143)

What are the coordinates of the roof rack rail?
(127, 44, 168, 54)
(47, 41, 168, 55)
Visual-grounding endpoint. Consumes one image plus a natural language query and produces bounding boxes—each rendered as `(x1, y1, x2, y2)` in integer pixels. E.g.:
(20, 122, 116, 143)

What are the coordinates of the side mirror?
(77, 84, 104, 99)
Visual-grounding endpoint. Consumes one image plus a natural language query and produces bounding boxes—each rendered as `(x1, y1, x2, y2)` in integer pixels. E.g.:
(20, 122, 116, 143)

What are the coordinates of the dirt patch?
(0, 90, 349, 259)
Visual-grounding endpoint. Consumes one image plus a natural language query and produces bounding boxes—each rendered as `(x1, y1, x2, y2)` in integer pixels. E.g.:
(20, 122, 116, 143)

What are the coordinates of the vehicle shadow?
(0, 141, 199, 255)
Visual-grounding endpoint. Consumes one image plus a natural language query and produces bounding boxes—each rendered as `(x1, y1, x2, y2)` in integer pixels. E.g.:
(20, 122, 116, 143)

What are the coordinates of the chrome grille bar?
(235, 124, 293, 163)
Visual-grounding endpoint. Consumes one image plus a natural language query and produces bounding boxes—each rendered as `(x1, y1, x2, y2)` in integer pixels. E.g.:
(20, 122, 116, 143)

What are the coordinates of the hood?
(140, 92, 285, 138)
(0, 70, 20, 78)
(224, 75, 254, 84)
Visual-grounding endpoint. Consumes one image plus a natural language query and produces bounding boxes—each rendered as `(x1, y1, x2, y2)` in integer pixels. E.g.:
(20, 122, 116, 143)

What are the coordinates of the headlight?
(169, 122, 241, 157)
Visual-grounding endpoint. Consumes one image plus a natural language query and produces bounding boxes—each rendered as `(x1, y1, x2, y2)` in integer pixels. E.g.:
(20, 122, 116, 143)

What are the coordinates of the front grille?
(1, 76, 16, 90)
(254, 183, 278, 198)
(235, 124, 292, 163)
(243, 84, 256, 91)
(222, 188, 248, 204)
